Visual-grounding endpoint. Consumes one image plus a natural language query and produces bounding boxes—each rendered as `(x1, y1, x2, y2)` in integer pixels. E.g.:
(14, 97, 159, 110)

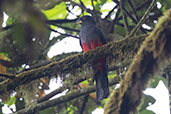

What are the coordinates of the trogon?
(77, 15, 110, 101)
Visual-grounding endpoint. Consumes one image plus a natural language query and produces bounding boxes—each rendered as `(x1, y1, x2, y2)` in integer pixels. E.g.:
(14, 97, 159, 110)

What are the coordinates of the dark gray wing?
(79, 36, 83, 50)
(95, 26, 107, 44)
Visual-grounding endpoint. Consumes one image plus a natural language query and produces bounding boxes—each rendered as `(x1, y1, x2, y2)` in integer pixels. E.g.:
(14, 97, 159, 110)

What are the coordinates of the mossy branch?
(104, 9, 171, 114)
(15, 77, 120, 114)
(0, 34, 146, 94)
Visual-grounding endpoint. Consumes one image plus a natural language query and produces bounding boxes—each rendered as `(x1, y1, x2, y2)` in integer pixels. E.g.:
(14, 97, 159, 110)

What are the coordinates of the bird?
(77, 15, 109, 101)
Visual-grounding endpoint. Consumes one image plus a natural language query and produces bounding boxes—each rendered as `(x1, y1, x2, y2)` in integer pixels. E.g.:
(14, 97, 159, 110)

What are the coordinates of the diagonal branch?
(104, 9, 171, 114)
(127, 0, 139, 21)
(15, 77, 120, 114)
(113, 0, 147, 34)
(38, 77, 86, 103)
(128, 0, 156, 37)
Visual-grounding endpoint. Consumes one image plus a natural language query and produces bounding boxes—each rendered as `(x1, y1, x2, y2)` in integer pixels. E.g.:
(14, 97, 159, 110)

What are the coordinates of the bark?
(15, 77, 120, 114)
(104, 9, 171, 114)
(0, 34, 146, 94)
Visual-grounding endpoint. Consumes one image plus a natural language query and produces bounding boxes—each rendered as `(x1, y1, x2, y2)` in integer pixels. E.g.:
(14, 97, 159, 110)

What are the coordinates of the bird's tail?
(94, 61, 109, 101)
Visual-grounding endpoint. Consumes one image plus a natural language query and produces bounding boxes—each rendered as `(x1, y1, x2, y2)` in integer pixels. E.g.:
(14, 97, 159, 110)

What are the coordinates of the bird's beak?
(76, 20, 82, 24)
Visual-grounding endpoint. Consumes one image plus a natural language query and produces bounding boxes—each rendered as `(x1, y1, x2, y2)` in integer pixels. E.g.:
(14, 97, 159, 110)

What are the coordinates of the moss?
(104, 9, 171, 114)
(0, 34, 146, 95)
(16, 80, 39, 108)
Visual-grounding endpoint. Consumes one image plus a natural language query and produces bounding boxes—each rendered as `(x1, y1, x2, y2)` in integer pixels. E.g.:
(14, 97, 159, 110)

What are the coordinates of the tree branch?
(104, 5, 118, 20)
(38, 77, 86, 103)
(46, 19, 78, 24)
(0, 59, 17, 67)
(127, 0, 139, 21)
(48, 27, 79, 39)
(15, 77, 120, 114)
(113, 0, 147, 34)
(104, 9, 171, 114)
(53, 24, 80, 32)
(128, 0, 156, 37)
(110, 8, 121, 33)
(0, 34, 146, 94)
(80, 95, 89, 114)
(0, 73, 17, 79)
(120, 0, 129, 35)
(91, 0, 95, 10)
(37, 59, 130, 103)
(70, 1, 93, 14)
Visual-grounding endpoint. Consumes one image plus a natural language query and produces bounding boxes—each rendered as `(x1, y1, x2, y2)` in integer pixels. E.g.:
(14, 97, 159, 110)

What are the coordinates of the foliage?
(0, 0, 170, 114)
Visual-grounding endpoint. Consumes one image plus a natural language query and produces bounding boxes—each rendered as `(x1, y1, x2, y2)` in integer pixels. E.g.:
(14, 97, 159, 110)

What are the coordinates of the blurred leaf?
(140, 109, 155, 114)
(2, 96, 16, 106)
(34, 0, 63, 10)
(114, 24, 126, 36)
(0, 11, 3, 28)
(12, 22, 25, 48)
(149, 75, 167, 88)
(6, 17, 17, 26)
(139, 94, 155, 112)
(0, 103, 3, 114)
(158, 0, 171, 10)
(95, 0, 108, 11)
(39, 106, 56, 114)
(42, 2, 67, 20)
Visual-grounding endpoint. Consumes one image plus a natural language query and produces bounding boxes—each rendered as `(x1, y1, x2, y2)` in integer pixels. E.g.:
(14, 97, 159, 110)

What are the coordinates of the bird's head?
(77, 15, 96, 25)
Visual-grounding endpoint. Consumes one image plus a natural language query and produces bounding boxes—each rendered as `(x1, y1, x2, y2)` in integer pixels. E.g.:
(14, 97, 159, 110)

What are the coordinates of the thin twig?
(54, 24, 79, 32)
(127, 0, 139, 21)
(46, 19, 78, 24)
(113, 0, 146, 34)
(104, 5, 118, 20)
(110, 8, 121, 33)
(0, 59, 16, 67)
(0, 73, 17, 79)
(80, 95, 89, 114)
(38, 77, 86, 103)
(119, 0, 129, 35)
(136, 0, 151, 11)
(91, 0, 95, 10)
(70, 1, 93, 14)
(48, 27, 79, 39)
(128, 0, 156, 37)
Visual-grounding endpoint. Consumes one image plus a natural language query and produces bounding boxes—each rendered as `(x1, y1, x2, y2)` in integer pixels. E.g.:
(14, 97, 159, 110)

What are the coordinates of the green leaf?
(6, 17, 17, 26)
(139, 94, 155, 112)
(149, 75, 167, 88)
(39, 107, 56, 114)
(42, 2, 67, 20)
(2, 96, 16, 106)
(12, 22, 25, 48)
(0, 103, 3, 114)
(157, 0, 171, 10)
(94, 0, 108, 11)
(140, 109, 155, 114)
(114, 25, 126, 36)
